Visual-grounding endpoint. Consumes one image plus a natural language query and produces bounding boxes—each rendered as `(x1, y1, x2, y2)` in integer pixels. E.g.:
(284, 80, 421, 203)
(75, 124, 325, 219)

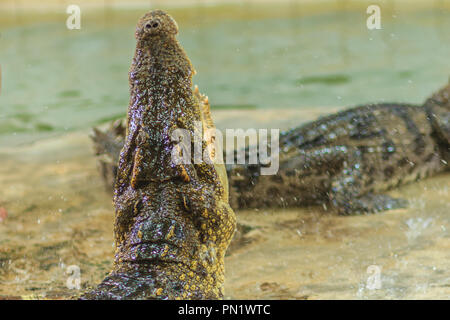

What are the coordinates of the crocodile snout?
(144, 19, 161, 33)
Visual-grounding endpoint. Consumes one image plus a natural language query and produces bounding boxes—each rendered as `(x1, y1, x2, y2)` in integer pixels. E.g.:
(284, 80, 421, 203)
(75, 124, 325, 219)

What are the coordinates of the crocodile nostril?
(145, 21, 159, 30)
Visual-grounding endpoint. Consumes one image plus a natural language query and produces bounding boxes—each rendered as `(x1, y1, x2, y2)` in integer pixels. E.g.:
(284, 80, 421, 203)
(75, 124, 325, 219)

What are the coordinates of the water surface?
(1, 2, 449, 145)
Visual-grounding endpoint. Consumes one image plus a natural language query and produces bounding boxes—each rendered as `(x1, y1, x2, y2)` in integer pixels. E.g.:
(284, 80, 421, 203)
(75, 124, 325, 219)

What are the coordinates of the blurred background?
(0, 0, 449, 300)
(1, 0, 449, 146)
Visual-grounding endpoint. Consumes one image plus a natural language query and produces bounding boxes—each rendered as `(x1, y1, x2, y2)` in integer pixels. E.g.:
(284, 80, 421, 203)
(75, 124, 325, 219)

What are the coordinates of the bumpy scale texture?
(229, 83, 450, 214)
(82, 10, 236, 300)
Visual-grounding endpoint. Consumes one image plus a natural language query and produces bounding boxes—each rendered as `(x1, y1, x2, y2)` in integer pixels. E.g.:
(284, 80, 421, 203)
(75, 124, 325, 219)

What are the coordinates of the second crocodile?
(229, 82, 450, 214)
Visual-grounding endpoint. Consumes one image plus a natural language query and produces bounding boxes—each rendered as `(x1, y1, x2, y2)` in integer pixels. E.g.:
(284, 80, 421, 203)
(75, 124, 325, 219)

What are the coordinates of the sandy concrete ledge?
(0, 109, 449, 299)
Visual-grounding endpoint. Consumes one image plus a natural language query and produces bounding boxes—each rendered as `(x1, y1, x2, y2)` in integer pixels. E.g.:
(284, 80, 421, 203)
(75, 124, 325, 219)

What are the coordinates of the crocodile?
(92, 82, 450, 215)
(81, 10, 236, 299)
(228, 82, 450, 214)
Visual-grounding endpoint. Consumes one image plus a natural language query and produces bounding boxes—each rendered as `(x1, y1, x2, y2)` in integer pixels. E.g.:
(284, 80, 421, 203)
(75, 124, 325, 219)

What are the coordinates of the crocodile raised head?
(82, 10, 235, 299)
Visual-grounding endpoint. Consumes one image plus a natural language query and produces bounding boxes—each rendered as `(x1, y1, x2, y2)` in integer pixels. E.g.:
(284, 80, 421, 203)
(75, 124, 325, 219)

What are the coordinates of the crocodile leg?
(328, 148, 408, 215)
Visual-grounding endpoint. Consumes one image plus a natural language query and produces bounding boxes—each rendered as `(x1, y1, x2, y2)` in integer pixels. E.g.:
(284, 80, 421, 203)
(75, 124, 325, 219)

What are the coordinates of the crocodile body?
(229, 83, 450, 214)
(81, 10, 235, 300)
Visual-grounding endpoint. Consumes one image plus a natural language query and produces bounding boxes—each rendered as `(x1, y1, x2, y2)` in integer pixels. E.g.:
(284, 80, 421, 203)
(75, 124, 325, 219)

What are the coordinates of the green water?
(1, 3, 449, 145)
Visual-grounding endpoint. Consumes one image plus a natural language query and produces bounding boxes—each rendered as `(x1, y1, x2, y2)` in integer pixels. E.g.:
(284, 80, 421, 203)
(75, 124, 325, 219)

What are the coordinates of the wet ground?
(0, 109, 449, 299)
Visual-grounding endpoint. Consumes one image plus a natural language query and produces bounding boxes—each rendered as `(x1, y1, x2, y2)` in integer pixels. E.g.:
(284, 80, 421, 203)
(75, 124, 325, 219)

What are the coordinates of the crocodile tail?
(424, 80, 450, 110)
